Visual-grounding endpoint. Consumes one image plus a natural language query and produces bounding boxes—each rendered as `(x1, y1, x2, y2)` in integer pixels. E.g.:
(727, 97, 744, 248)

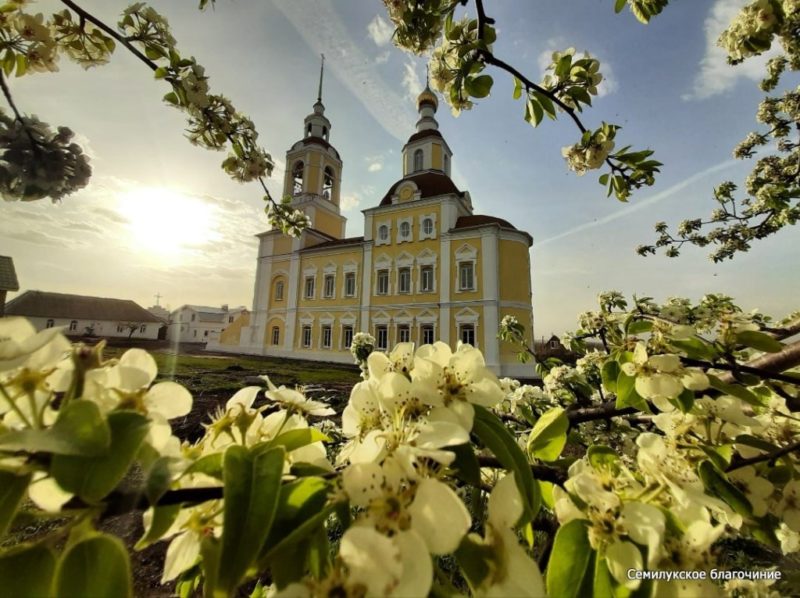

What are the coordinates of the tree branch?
(477, 455, 567, 485)
(566, 401, 638, 424)
(59, 0, 158, 72)
(726, 440, 800, 473)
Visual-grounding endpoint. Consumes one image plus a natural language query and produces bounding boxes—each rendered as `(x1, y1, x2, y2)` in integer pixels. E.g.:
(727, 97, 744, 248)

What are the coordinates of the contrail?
(536, 158, 739, 248)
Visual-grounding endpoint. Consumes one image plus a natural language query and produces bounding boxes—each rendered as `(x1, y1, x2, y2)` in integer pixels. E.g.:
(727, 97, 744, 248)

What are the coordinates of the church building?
(214, 68, 534, 377)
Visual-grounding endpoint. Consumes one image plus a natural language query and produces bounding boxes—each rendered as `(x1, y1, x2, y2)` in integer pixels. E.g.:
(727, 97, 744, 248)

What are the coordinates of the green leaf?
(626, 319, 653, 335)
(0, 400, 110, 456)
(182, 453, 223, 480)
(145, 457, 173, 505)
(135, 504, 181, 550)
(668, 337, 718, 360)
(587, 445, 619, 471)
(263, 477, 329, 553)
(512, 76, 523, 100)
(615, 371, 645, 409)
(216, 445, 284, 595)
(154, 66, 167, 79)
(454, 535, 494, 590)
(546, 519, 592, 598)
(675, 387, 695, 413)
(473, 405, 539, 523)
(55, 534, 132, 598)
(735, 330, 783, 353)
(527, 407, 568, 462)
(614, 0, 628, 13)
(51, 411, 149, 503)
(526, 97, 543, 127)
(601, 360, 620, 393)
(697, 461, 752, 517)
(465, 74, 493, 98)
(14, 54, 26, 77)
(0, 470, 31, 536)
(264, 428, 329, 453)
(449, 443, 482, 486)
(734, 434, 778, 453)
(533, 91, 557, 119)
(0, 543, 56, 598)
(707, 375, 764, 407)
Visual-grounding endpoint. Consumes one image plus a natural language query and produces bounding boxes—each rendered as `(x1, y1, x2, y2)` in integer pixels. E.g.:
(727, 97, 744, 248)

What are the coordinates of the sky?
(2, 0, 798, 337)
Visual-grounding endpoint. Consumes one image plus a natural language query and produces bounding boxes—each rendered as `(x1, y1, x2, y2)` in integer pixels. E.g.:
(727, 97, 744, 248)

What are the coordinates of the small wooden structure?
(0, 256, 20, 317)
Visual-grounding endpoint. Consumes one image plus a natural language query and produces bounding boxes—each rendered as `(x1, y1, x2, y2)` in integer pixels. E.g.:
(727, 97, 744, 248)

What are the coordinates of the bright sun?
(117, 187, 216, 259)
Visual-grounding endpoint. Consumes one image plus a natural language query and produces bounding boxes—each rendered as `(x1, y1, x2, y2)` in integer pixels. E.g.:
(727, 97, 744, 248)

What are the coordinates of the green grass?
(102, 346, 361, 397)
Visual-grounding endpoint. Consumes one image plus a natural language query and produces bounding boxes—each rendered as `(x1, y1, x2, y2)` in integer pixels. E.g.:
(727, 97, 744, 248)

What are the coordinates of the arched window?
(413, 149, 423, 172)
(292, 161, 304, 194)
(306, 124, 312, 137)
(322, 126, 328, 139)
(46, 319, 54, 328)
(443, 153, 449, 174)
(422, 218, 434, 235)
(275, 280, 284, 301)
(69, 320, 78, 331)
(400, 221, 410, 238)
(379, 225, 389, 241)
(323, 167, 334, 199)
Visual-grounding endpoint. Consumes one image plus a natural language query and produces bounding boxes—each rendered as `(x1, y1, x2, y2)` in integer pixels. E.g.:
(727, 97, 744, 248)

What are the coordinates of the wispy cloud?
(375, 51, 390, 65)
(271, 0, 416, 140)
(536, 159, 738, 248)
(683, 0, 780, 100)
(365, 153, 384, 172)
(537, 37, 618, 98)
(367, 14, 393, 47)
(340, 193, 360, 211)
(402, 60, 423, 103)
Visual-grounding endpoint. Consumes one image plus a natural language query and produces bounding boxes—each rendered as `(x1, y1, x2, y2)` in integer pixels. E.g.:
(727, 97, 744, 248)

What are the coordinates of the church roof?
(295, 136, 340, 159)
(6, 291, 163, 322)
(454, 215, 517, 230)
(405, 129, 443, 145)
(301, 236, 365, 252)
(0, 256, 19, 291)
(452, 215, 533, 245)
(379, 171, 465, 206)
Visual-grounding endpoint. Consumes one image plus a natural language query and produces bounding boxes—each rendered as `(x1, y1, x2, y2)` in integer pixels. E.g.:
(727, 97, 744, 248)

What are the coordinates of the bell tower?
(401, 73, 453, 177)
(282, 55, 346, 239)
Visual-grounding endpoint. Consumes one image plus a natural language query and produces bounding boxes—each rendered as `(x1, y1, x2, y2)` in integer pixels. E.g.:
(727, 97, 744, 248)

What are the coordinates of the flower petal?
(147, 381, 192, 419)
(408, 478, 470, 555)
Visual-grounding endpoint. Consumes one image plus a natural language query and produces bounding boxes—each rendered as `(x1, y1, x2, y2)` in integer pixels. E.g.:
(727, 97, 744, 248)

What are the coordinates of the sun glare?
(117, 187, 216, 260)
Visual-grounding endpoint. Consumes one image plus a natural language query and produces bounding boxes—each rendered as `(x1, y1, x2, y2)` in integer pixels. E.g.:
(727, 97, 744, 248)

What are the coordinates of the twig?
(726, 440, 800, 473)
(566, 401, 638, 424)
(477, 455, 567, 485)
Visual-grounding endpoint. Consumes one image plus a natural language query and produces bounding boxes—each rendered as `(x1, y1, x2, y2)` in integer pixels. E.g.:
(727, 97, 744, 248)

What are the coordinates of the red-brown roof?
(379, 171, 464, 206)
(405, 129, 443, 145)
(301, 236, 365, 252)
(454, 215, 517, 230)
(6, 291, 163, 322)
(296, 136, 340, 159)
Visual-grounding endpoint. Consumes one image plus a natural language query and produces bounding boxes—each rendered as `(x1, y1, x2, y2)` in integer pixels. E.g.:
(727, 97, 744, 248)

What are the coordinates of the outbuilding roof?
(5, 291, 163, 322)
(0, 256, 19, 292)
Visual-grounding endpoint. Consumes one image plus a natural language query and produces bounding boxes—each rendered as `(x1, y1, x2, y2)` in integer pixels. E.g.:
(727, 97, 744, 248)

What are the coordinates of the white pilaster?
(440, 235, 451, 344)
(481, 231, 500, 368)
(283, 244, 301, 351)
(360, 243, 373, 333)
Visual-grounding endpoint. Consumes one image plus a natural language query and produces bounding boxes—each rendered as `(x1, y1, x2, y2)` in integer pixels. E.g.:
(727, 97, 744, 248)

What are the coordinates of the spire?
(317, 53, 325, 103)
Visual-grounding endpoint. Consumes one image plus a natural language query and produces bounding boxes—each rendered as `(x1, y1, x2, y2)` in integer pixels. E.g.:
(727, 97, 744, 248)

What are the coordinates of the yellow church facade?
(215, 77, 534, 377)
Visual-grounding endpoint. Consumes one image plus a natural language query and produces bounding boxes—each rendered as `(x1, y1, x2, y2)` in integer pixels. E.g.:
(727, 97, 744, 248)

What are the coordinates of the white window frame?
(140, 324, 146, 333)
(275, 280, 284, 301)
(376, 269, 390, 295)
(455, 243, 478, 293)
(344, 271, 356, 297)
(397, 324, 411, 343)
(413, 148, 423, 172)
(458, 261, 475, 291)
(376, 325, 388, 351)
(419, 213, 437, 240)
(455, 308, 479, 348)
(459, 323, 476, 346)
(69, 320, 78, 331)
(272, 326, 280, 345)
(376, 220, 391, 246)
(323, 274, 335, 298)
(398, 267, 411, 294)
(397, 216, 413, 244)
(304, 276, 316, 299)
(342, 325, 354, 349)
(302, 325, 312, 348)
(420, 265, 434, 292)
(321, 324, 332, 349)
(421, 324, 435, 345)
